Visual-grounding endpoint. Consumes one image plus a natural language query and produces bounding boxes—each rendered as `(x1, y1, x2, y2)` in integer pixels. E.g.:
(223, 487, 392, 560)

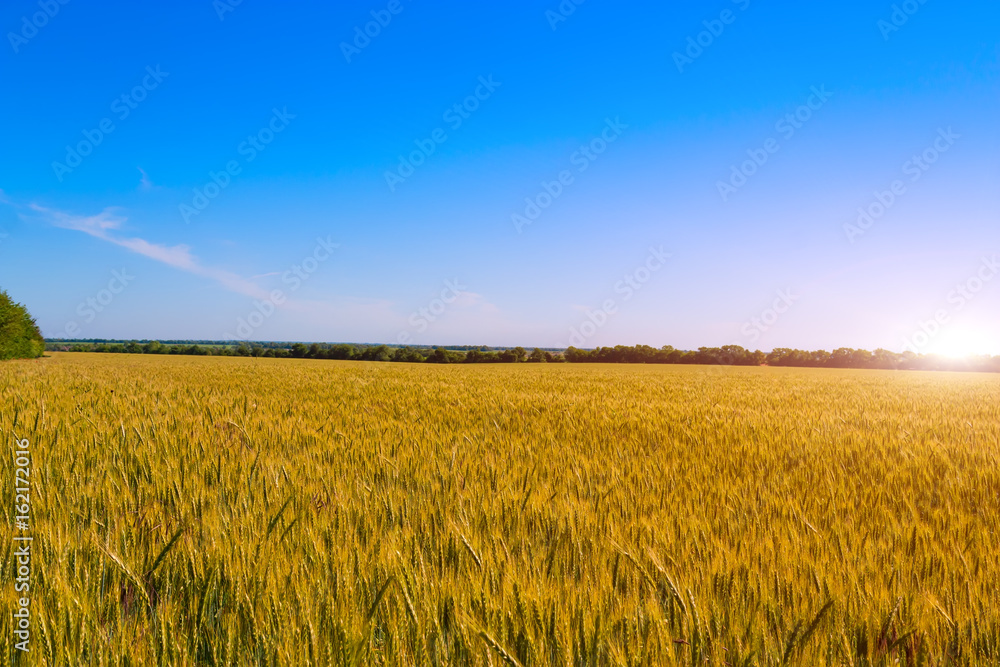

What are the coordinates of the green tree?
(0, 289, 45, 360)
(392, 346, 425, 363)
(427, 347, 462, 363)
(498, 346, 528, 363)
(358, 345, 390, 361)
(329, 344, 355, 360)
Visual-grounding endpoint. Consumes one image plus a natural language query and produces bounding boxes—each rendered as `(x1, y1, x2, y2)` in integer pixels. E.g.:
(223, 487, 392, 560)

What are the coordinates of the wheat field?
(2, 352, 999, 666)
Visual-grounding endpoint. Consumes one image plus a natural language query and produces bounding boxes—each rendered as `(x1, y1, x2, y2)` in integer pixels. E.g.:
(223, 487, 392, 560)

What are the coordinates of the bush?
(0, 289, 45, 360)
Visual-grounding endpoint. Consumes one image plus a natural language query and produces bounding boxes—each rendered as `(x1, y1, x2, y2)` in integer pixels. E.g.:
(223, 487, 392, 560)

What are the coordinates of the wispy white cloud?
(25, 203, 272, 300)
(13, 199, 514, 342)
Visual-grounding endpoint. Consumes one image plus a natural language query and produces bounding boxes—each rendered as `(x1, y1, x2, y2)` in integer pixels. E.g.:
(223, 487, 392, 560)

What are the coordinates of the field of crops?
(2, 352, 999, 666)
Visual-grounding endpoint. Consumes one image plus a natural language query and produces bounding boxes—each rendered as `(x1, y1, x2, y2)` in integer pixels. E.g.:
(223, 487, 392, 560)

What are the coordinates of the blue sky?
(1, 0, 998, 354)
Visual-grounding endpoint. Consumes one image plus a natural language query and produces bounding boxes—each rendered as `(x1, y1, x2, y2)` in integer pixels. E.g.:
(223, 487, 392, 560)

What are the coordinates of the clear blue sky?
(1, 0, 998, 354)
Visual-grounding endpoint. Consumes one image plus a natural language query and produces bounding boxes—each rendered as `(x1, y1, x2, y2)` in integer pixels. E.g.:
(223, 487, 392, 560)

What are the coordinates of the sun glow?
(922, 327, 994, 359)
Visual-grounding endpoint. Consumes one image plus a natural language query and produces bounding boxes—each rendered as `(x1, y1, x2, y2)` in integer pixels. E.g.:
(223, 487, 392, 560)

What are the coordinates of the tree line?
(0, 290, 45, 360)
(43, 340, 1000, 373)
